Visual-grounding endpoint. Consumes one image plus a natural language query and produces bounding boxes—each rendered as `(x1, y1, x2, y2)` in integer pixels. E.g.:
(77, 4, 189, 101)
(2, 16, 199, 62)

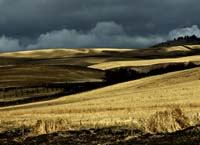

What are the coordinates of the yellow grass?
(0, 48, 133, 59)
(164, 46, 191, 52)
(89, 55, 200, 70)
(185, 45, 200, 50)
(0, 46, 200, 134)
(0, 48, 89, 58)
(0, 45, 198, 59)
(0, 67, 200, 132)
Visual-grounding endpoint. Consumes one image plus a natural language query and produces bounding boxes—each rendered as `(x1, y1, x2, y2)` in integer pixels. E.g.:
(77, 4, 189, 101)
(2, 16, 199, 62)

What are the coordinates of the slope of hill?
(0, 45, 199, 66)
(89, 55, 200, 70)
(0, 65, 105, 106)
(1, 67, 199, 133)
(0, 48, 134, 66)
(0, 65, 105, 87)
(0, 46, 200, 144)
(1, 45, 200, 107)
(0, 48, 133, 59)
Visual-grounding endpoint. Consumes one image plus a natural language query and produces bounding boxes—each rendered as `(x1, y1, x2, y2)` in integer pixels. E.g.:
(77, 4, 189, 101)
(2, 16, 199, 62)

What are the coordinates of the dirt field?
(0, 125, 199, 145)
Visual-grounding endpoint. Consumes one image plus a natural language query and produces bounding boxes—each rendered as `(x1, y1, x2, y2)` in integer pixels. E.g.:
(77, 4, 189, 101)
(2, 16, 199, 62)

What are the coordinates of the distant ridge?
(152, 35, 200, 48)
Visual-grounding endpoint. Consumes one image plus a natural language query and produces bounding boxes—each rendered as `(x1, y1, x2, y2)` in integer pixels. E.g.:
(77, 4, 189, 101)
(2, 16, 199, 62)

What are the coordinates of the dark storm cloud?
(27, 21, 165, 50)
(0, 0, 200, 51)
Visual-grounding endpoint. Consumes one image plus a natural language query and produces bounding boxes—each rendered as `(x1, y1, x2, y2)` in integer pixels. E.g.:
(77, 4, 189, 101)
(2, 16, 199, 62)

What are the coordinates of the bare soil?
(0, 125, 199, 145)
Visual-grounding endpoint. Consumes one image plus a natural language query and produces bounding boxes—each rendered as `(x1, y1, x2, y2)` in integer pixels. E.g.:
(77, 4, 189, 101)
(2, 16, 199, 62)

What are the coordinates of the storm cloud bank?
(0, 23, 200, 52)
(0, 36, 21, 52)
(0, 0, 200, 52)
(27, 22, 164, 50)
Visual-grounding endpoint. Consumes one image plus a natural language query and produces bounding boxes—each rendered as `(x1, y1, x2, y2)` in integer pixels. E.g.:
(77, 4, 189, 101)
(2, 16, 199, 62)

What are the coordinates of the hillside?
(0, 65, 105, 106)
(89, 55, 200, 70)
(0, 48, 133, 59)
(0, 46, 200, 144)
(0, 65, 104, 87)
(0, 45, 199, 66)
(1, 67, 199, 130)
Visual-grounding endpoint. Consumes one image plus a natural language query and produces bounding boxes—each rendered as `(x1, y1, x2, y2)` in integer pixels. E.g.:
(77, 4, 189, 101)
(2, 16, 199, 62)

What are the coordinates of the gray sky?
(0, 0, 200, 52)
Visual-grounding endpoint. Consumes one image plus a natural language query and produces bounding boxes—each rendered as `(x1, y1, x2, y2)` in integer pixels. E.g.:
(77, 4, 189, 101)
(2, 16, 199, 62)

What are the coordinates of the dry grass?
(185, 45, 200, 50)
(0, 45, 198, 60)
(0, 46, 199, 67)
(146, 107, 190, 133)
(0, 67, 200, 136)
(0, 49, 88, 58)
(0, 65, 105, 88)
(0, 46, 200, 136)
(0, 48, 133, 59)
(164, 46, 191, 52)
(89, 55, 200, 70)
(0, 48, 136, 66)
(33, 119, 71, 135)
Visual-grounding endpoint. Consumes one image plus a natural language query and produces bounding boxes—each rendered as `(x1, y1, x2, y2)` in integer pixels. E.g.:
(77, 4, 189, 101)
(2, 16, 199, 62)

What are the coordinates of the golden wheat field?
(1, 66, 200, 134)
(90, 55, 200, 70)
(0, 45, 200, 139)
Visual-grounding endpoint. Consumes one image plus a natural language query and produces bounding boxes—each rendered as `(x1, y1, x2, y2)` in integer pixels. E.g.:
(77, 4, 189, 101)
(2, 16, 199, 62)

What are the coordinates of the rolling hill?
(89, 55, 200, 70)
(0, 45, 199, 66)
(0, 45, 199, 144)
(0, 65, 105, 106)
(1, 67, 199, 130)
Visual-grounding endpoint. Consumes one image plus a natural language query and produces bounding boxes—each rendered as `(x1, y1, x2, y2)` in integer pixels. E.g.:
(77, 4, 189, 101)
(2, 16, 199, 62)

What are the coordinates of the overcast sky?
(0, 0, 200, 52)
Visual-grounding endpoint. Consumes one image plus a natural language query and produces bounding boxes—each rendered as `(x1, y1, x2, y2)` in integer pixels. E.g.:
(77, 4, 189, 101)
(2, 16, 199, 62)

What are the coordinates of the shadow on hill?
(1, 46, 200, 67)
(0, 62, 200, 107)
(0, 64, 106, 107)
(0, 82, 105, 107)
(133, 47, 200, 59)
(105, 62, 199, 85)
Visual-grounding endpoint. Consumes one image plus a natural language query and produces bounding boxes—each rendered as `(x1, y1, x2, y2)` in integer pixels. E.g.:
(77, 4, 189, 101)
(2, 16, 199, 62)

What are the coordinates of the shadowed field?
(0, 65, 105, 106)
(0, 65, 105, 87)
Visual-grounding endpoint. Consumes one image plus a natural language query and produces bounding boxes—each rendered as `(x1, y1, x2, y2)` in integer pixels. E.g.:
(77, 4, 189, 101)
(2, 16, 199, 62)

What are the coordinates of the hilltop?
(152, 35, 200, 48)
